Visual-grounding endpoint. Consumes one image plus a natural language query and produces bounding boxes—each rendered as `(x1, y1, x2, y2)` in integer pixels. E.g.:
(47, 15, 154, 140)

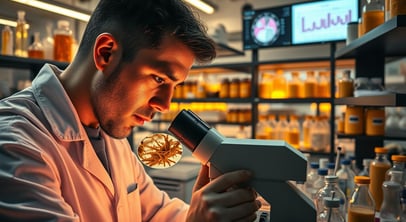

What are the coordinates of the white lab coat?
(0, 64, 188, 222)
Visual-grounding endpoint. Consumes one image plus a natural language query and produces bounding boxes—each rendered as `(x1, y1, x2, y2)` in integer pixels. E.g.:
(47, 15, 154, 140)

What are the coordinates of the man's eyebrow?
(152, 61, 185, 82)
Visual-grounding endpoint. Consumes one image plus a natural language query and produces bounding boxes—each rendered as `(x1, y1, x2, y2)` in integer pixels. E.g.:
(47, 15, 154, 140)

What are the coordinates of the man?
(0, 0, 261, 221)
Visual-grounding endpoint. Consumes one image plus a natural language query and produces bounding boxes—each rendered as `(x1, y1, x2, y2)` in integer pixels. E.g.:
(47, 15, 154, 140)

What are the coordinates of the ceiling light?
(0, 18, 17, 27)
(184, 0, 215, 14)
(10, 0, 91, 22)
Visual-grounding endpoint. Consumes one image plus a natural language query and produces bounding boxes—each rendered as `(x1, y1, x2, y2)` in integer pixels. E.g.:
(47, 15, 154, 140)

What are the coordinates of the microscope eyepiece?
(168, 109, 211, 151)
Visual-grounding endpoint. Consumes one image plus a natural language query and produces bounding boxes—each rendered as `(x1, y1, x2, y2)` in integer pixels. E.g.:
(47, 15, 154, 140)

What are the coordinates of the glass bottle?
(275, 114, 289, 140)
(348, 176, 376, 222)
(305, 162, 320, 198)
(287, 71, 303, 98)
(302, 115, 314, 151)
(42, 22, 54, 60)
(304, 70, 317, 98)
(28, 32, 44, 59)
(229, 78, 240, 98)
(1, 26, 13, 55)
(15, 10, 29, 57)
(380, 171, 403, 222)
(354, 77, 370, 97)
(54, 20, 73, 62)
(313, 168, 329, 199)
(315, 175, 347, 216)
(239, 78, 251, 98)
(310, 116, 328, 152)
(362, 0, 385, 35)
(258, 72, 273, 99)
(287, 114, 300, 149)
(271, 69, 287, 98)
(385, 155, 406, 186)
(337, 70, 354, 98)
(359, 158, 373, 176)
(255, 114, 271, 139)
(318, 71, 331, 98)
(402, 189, 406, 222)
(337, 158, 356, 199)
(370, 147, 392, 212)
(318, 197, 346, 222)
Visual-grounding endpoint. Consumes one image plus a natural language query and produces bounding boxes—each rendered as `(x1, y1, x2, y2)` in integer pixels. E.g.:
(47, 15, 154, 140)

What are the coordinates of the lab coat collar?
(31, 64, 115, 195)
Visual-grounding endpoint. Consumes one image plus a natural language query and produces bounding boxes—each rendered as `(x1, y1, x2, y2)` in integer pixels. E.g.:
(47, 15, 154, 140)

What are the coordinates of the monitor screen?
(291, 0, 359, 45)
(243, 5, 292, 49)
(242, 0, 359, 49)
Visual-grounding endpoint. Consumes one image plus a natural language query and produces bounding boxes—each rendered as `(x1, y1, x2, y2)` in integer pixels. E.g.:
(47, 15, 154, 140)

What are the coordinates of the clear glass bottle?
(318, 71, 331, 98)
(337, 70, 354, 98)
(275, 114, 289, 140)
(362, 0, 385, 35)
(304, 70, 317, 98)
(337, 158, 356, 199)
(258, 72, 273, 99)
(311, 116, 328, 152)
(370, 147, 392, 212)
(28, 32, 44, 59)
(313, 168, 328, 199)
(302, 115, 314, 151)
(305, 162, 320, 198)
(15, 10, 29, 57)
(385, 155, 406, 186)
(318, 197, 346, 222)
(359, 158, 373, 176)
(271, 69, 287, 98)
(380, 171, 403, 222)
(287, 71, 303, 98)
(54, 20, 73, 62)
(354, 77, 370, 97)
(315, 175, 347, 216)
(1, 26, 13, 55)
(287, 114, 300, 149)
(42, 22, 54, 60)
(348, 176, 376, 222)
(255, 114, 271, 139)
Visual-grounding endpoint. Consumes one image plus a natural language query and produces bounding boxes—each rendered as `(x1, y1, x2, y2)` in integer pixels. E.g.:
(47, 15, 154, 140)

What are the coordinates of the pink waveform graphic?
(301, 10, 352, 32)
(254, 17, 277, 36)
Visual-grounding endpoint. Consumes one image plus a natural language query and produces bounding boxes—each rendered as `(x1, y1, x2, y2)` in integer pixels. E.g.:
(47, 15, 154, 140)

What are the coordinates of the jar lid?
(354, 176, 370, 184)
(392, 155, 406, 162)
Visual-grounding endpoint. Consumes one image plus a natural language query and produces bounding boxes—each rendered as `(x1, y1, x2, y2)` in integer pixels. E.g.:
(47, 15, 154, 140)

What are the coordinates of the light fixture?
(10, 0, 91, 22)
(184, 0, 216, 14)
(0, 18, 17, 27)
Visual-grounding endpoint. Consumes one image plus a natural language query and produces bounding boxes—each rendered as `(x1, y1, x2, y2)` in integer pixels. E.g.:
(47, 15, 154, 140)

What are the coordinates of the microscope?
(168, 109, 316, 222)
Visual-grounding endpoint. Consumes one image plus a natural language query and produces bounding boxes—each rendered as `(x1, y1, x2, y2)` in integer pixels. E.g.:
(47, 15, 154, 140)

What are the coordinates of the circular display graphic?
(251, 12, 280, 46)
(137, 133, 183, 169)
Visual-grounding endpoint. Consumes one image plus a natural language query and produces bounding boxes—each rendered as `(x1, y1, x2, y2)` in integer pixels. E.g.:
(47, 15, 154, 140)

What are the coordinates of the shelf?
(337, 133, 406, 141)
(215, 43, 245, 57)
(334, 93, 406, 106)
(0, 55, 68, 72)
(258, 58, 354, 71)
(256, 98, 333, 104)
(335, 15, 406, 59)
(172, 98, 252, 103)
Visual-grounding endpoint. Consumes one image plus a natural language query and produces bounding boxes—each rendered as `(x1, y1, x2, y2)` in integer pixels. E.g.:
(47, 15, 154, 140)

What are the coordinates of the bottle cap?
(391, 155, 406, 162)
(325, 175, 339, 183)
(318, 168, 328, 176)
(310, 162, 320, 169)
(374, 147, 388, 153)
(354, 176, 370, 184)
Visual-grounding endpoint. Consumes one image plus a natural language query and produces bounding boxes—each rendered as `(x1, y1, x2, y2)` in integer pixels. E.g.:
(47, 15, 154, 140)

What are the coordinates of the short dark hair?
(76, 0, 216, 64)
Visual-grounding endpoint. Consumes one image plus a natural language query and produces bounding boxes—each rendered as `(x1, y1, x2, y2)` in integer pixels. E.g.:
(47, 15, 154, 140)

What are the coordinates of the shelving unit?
(335, 15, 406, 168)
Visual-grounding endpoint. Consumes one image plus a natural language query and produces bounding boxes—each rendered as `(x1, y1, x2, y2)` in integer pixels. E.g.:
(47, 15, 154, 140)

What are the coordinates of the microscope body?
(168, 109, 316, 222)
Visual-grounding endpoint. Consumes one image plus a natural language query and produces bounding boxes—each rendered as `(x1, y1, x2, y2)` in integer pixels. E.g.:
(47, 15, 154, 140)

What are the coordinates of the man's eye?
(154, 76, 164, 84)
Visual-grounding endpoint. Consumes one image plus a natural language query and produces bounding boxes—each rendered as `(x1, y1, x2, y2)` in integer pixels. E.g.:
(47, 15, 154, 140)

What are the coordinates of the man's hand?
(187, 165, 261, 222)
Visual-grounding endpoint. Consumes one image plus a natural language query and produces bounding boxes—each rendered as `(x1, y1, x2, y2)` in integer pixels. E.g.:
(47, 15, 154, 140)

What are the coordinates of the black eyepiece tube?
(168, 109, 211, 152)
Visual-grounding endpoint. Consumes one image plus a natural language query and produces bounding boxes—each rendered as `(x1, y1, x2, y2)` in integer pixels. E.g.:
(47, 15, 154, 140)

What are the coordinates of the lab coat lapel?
(82, 139, 115, 196)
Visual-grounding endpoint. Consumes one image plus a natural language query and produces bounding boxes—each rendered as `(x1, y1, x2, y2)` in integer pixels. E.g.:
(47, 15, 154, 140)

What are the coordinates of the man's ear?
(93, 33, 121, 72)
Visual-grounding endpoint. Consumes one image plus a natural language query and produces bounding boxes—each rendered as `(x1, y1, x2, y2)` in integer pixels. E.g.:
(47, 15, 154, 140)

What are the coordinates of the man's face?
(92, 36, 194, 139)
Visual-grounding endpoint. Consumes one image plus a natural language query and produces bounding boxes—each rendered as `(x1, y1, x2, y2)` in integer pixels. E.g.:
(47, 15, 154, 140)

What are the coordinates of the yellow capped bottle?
(369, 147, 391, 211)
